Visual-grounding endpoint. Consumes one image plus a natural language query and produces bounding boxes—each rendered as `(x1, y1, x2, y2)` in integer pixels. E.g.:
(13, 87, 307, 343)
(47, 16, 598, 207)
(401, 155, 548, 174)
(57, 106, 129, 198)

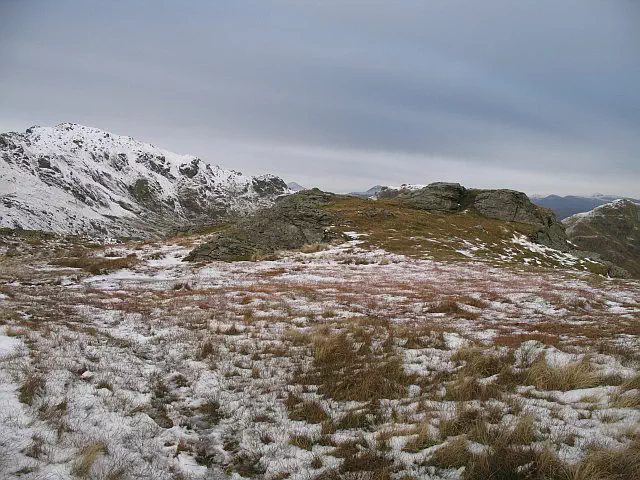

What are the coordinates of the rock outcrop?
(380, 182, 569, 251)
(184, 189, 342, 262)
(564, 200, 640, 278)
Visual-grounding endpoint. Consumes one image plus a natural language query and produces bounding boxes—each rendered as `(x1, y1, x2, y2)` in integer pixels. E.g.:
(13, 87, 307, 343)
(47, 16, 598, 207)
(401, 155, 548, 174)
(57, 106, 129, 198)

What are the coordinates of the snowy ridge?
(0, 123, 290, 237)
(565, 198, 640, 221)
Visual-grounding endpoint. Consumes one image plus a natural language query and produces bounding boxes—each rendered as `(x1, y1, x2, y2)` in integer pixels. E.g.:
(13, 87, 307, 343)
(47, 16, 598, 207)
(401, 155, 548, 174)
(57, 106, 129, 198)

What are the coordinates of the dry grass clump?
(300, 243, 329, 253)
(306, 332, 411, 401)
(340, 449, 394, 479)
(19, 372, 45, 405)
(4, 325, 25, 337)
(452, 346, 510, 377)
(525, 355, 602, 391)
(71, 443, 107, 477)
(430, 416, 563, 480)
(425, 300, 479, 320)
(288, 399, 329, 424)
(403, 421, 438, 453)
(444, 376, 502, 401)
(611, 390, 640, 409)
(337, 408, 376, 430)
(289, 434, 314, 451)
(53, 254, 137, 275)
(439, 405, 484, 439)
(428, 437, 471, 469)
(573, 437, 640, 479)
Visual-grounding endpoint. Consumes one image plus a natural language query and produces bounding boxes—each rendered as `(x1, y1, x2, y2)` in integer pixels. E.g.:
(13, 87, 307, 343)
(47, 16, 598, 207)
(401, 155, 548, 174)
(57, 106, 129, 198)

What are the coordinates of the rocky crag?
(378, 182, 569, 251)
(186, 183, 573, 262)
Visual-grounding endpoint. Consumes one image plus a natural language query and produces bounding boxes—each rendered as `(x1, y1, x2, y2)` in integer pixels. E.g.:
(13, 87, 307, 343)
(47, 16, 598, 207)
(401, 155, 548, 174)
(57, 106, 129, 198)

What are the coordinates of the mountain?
(0, 123, 289, 238)
(564, 199, 640, 278)
(286, 181, 306, 192)
(348, 185, 385, 198)
(531, 194, 639, 220)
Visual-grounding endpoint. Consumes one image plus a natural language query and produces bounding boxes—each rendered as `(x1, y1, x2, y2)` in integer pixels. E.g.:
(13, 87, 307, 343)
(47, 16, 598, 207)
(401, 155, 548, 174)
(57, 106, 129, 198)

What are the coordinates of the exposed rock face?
(380, 182, 465, 211)
(380, 182, 569, 251)
(564, 200, 640, 278)
(0, 123, 290, 238)
(184, 189, 341, 262)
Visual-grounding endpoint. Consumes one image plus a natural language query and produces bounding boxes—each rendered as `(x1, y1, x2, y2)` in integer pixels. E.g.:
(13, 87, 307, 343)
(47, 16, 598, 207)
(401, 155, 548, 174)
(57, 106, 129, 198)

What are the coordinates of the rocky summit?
(379, 182, 568, 251)
(564, 199, 640, 278)
(185, 184, 592, 271)
(0, 123, 289, 238)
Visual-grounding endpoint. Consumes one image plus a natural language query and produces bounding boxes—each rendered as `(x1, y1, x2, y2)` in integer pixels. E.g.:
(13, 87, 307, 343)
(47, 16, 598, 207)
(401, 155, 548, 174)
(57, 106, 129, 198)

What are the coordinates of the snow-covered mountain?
(0, 123, 289, 238)
(348, 183, 426, 199)
(531, 194, 639, 220)
(286, 181, 306, 192)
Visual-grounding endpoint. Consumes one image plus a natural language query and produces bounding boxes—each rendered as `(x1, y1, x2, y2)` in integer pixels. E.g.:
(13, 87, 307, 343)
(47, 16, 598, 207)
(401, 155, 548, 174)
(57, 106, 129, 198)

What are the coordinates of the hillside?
(564, 200, 640, 279)
(186, 185, 613, 277)
(0, 218, 638, 479)
(531, 194, 639, 220)
(0, 123, 289, 238)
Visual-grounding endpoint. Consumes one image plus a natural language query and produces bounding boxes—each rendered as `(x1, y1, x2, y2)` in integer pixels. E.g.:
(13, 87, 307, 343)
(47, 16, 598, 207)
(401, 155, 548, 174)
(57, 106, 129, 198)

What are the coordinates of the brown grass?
(451, 346, 510, 377)
(288, 399, 329, 424)
(403, 421, 438, 453)
(525, 355, 603, 391)
(305, 332, 411, 401)
(425, 300, 479, 320)
(53, 254, 137, 275)
(19, 373, 44, 406)
(71, 443, 107, 477)
(289, 434, 314, 451)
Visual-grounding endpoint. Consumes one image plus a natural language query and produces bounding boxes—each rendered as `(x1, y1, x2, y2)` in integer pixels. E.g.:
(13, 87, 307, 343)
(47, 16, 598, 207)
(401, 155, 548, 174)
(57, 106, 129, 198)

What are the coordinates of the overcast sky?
(1, 1, 638, 196)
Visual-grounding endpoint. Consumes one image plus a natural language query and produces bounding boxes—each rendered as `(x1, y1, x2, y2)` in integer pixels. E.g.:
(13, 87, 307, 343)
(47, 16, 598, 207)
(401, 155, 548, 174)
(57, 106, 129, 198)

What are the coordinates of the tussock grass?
(288, 399, 329, 424)
(452, 346, 510, 377)
(71, 443, 106, 477)
(19, 372, 44, 405)
(444, 376, 502, 401)
(4, 325, 25, 337)
(403, 421, 438, 453)
(289, 434, 314, 451)
(300, 243, 329, 253)
(307, 332, 411, 401)
(439, 405, 484, 439)
(340, 449, 393, 479)
(53, 254, 137, 275)
(574, 437, 640, 480)
(525, 355, 602, 391)
(425, 300, 479, 320)
(337, 409, 375, 430)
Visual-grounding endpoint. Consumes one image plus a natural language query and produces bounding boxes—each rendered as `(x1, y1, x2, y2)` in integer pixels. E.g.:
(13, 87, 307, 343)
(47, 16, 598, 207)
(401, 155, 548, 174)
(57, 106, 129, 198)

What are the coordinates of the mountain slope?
(531, 194, 639, 220)
(564, 200, 640, 278)
(0, 123, 289, 238)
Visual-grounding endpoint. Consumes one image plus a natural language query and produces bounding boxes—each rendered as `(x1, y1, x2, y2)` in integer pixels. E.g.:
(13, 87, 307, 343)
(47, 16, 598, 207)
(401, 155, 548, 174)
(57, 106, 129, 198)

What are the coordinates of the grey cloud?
(0, 0, 638, 196)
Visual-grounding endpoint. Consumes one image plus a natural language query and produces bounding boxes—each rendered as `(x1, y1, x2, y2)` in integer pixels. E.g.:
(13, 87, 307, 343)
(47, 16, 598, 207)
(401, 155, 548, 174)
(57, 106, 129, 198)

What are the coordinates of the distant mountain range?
(531, 194, 639, 220)
(0, 123, 289, 238)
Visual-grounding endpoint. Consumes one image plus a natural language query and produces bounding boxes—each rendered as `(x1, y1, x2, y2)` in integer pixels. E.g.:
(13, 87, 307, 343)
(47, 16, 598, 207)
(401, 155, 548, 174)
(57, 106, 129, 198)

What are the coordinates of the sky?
(1, 1, 639, 196)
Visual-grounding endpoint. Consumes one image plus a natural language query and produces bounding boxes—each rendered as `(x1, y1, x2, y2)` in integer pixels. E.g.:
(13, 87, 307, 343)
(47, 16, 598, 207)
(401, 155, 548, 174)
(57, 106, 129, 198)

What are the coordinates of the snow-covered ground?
(0, 232, 638, 479)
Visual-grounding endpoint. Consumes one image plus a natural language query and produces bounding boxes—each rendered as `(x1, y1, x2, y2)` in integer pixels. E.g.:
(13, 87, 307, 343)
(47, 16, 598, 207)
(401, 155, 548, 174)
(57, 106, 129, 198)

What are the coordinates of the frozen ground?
(0, 231, 638, 479)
